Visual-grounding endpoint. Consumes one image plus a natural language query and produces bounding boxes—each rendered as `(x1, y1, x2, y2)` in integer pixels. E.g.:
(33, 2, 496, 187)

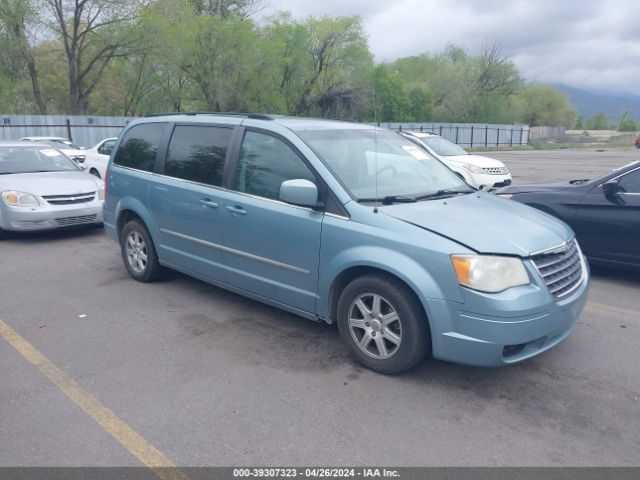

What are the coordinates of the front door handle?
(226, 205, 247, 216)
(200, 199, 219, 209)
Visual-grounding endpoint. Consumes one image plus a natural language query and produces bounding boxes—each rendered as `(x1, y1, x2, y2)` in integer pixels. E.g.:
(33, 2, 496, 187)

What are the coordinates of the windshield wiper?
(357, 195, 417, 205)
(416, 189, 472, 200)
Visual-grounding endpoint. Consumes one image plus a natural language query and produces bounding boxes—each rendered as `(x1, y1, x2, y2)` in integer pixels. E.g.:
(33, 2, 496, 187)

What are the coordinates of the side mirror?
(602, 180, 620, 197)
(279, 179, 320, 208)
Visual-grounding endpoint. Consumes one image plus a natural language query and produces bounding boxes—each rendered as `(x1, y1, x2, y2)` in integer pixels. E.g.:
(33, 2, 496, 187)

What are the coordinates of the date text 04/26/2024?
(232, 468, 400, 478)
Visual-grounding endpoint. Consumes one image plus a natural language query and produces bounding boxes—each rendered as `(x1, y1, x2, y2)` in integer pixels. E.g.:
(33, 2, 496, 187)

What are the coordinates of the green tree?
(585, 112, 609, 130)
(372, 64, 411, 122)
(408, 86, 433, 122)
(0, 0, 50, 113)
(616, 111, 637, 132)
(43, 0, 145, 114)
(513, 84, 577, 127)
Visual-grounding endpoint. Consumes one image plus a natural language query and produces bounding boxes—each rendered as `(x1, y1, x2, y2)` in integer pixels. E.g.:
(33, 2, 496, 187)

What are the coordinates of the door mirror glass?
(279, 179, 319, 207)
(602, 180, 620, 196)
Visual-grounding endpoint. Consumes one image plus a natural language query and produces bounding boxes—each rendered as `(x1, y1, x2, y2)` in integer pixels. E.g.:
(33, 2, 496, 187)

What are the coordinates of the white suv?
(84, 137, 117, 178)
(402, 132, 512, 191)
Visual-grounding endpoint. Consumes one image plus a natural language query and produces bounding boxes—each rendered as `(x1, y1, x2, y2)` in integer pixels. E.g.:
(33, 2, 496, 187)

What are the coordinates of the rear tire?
(0, 228, 9, 240)
(120, 219, 164, 282)
(337, 273, 431, 374)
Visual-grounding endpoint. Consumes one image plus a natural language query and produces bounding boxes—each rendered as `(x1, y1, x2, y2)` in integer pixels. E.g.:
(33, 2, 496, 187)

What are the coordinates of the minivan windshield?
(298, 128, 471, 201)
(0, 147, 80, 174)
(421, 137, 468, 156)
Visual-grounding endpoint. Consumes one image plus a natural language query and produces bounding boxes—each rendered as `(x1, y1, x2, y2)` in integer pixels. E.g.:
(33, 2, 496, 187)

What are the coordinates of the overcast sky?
(261, 0, 640, 96)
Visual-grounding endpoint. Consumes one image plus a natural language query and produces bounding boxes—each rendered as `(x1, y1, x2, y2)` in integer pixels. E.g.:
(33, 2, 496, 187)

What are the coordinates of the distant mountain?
(553, 85, 640, 122)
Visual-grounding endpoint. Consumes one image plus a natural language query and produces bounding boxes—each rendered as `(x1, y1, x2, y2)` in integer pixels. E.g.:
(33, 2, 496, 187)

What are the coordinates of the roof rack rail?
(325, 117, 357, 123)
(144, 112, 274, 120)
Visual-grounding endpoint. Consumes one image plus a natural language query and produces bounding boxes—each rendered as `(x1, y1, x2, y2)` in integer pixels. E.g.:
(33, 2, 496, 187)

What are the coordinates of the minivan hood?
(382, 192, 573, 257)
(443, 154, 506, 168)
(0, 171, 100, 196)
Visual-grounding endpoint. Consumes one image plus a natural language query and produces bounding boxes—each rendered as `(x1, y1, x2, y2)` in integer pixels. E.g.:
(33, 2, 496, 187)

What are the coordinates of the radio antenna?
(373, 85, 379, 213)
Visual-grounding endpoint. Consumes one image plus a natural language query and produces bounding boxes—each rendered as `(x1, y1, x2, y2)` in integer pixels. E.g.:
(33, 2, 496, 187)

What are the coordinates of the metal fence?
(528, 126, 565, 140)
(0, 115, 133, 148)
(379, 122, 530, 148)
(0, 116, 531, 149)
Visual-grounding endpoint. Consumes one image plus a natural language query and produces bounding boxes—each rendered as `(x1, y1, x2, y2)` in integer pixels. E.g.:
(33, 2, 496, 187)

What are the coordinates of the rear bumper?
(423, 267, 589, 367)
(0, 202, 103, 232)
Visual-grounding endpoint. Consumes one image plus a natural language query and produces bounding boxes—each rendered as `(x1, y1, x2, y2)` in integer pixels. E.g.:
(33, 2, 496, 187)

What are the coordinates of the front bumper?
(423, 262, 589, 367)
(0, 201, 103, 232)
(468, 172, 512, 191)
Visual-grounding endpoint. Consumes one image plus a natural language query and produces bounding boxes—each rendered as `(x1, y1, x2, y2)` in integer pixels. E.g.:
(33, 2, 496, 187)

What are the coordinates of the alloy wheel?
(125, 231, 148, 274)
(348, 292, 402, 359)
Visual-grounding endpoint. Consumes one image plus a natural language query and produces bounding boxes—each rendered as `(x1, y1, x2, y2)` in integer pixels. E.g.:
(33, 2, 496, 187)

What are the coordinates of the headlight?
(97, 184, 105, 200)
(463, 164, 487, 174)
(2, 191, 40, 207)
(451, 254, 530, 293)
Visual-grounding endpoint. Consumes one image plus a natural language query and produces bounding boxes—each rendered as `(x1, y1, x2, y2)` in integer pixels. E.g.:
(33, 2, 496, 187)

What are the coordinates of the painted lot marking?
(0, 319, 187, 480)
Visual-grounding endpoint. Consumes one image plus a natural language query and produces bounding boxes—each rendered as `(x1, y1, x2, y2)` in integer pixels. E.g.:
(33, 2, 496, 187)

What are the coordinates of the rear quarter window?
(113, 123, 166, 172)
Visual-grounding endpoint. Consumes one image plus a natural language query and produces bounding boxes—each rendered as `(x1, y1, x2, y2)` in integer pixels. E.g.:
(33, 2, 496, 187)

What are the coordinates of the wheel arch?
(326, 265, 435, 346)
(114, 199, 160, 247)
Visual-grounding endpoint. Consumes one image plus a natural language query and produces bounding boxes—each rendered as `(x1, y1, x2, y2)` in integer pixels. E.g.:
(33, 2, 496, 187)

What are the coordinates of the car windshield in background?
(298, 128, 470, 201)
(50, 139, 81, 149)
(422, 137, 469, 156)
(0, 147, 80, 174)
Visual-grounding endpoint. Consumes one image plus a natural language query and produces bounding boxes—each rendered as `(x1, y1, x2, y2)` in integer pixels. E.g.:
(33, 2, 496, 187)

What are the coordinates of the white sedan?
(402, 132, 512, 191)
(84, 137, 117, 179)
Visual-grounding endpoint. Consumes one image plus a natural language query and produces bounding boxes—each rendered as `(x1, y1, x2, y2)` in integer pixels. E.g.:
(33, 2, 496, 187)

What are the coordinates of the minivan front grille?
(43, 192, 95, 205)
(55, 214, 97, 226)
(530, 239, 583, 299)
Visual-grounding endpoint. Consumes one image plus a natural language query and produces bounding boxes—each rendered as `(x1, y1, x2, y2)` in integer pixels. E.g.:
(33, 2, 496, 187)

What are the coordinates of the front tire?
(120, 219, 164, 282)
(337, 274, 431, 374)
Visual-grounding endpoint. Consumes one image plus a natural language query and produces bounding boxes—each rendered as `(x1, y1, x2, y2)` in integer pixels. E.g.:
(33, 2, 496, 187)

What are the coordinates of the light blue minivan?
(103, 114, 589, 373)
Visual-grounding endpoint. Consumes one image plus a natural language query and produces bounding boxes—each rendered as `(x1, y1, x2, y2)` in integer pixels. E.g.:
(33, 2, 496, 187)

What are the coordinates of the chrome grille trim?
(43, 192, 95, 205)
(55, 214, 98, 226)
(530, 239, 584, 300)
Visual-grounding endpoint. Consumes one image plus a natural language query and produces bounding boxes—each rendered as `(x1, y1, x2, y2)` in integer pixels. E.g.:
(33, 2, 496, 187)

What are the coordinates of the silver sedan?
(0, 141, 104, 238)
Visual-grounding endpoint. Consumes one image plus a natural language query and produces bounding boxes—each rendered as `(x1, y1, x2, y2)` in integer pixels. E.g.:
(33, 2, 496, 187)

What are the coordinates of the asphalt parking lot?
(1, 148, 639, 468)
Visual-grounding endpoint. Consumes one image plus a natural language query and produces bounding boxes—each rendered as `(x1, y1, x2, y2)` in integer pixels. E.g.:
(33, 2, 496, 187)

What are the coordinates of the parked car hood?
(442, 154, 506, 168)
(0, 171, 101, 196)
(498, 181, 575, 194)
(382, 192, 573, 256)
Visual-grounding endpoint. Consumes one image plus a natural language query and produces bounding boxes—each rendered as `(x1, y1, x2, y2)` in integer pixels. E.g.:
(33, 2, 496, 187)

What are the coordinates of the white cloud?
(262, 0, 640, 95)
